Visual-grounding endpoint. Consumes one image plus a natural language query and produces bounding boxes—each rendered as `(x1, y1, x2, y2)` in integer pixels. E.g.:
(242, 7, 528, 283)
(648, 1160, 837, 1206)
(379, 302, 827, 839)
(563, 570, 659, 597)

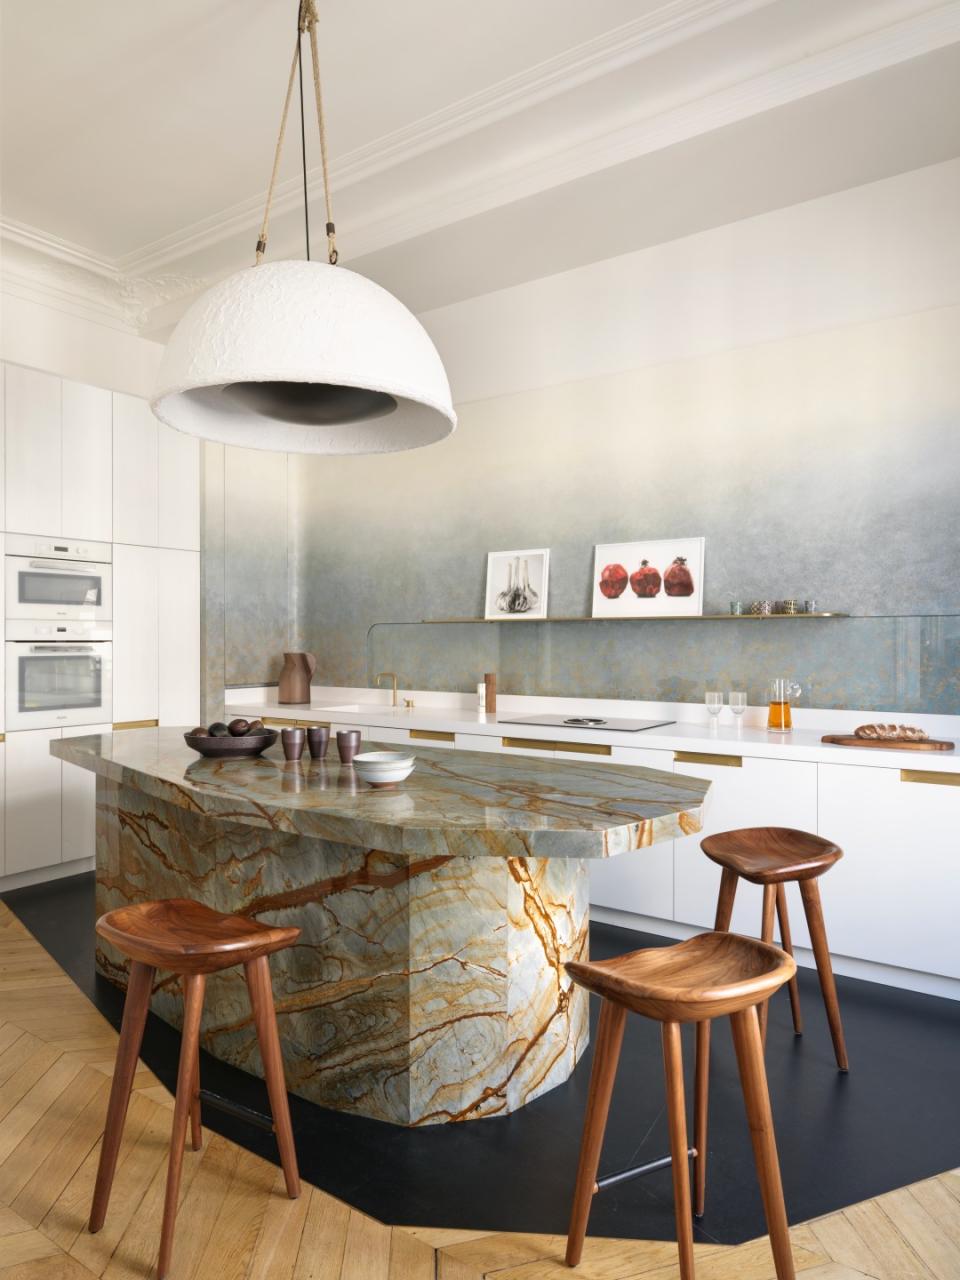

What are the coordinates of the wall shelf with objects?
(406, 613, 850, 625)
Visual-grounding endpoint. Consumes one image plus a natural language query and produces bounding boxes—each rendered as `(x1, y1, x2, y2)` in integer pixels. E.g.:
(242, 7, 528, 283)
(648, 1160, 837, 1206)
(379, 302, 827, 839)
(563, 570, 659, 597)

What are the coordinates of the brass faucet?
(375, 672, 398, 707)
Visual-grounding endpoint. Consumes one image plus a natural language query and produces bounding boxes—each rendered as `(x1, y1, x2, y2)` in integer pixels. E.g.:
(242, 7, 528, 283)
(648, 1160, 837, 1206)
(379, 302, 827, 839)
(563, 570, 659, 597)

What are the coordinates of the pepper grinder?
(484, 672, 497, 714)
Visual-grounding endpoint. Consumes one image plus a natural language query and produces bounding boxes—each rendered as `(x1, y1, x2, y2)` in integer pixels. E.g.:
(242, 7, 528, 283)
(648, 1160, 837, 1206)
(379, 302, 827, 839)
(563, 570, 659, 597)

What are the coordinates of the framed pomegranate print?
(592, 537, 704, 617)
(485, 549, 550, 620)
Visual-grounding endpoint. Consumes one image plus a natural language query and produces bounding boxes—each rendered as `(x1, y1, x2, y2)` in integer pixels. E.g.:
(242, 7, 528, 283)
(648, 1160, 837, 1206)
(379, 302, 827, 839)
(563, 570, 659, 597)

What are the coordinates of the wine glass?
(729, 691, 747, 717)
(705, 691, 723, 717)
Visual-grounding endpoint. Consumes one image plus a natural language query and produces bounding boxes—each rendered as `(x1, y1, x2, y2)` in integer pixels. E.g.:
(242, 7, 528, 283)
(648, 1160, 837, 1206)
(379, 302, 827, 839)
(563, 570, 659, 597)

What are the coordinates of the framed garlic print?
(485, 549, 550, 620)
(592, 537, 704, 618)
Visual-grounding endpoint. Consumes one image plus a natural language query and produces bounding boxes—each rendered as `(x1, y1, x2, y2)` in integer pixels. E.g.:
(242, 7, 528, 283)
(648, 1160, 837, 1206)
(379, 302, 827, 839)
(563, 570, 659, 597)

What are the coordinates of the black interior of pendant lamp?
(223, 380, 398, 425)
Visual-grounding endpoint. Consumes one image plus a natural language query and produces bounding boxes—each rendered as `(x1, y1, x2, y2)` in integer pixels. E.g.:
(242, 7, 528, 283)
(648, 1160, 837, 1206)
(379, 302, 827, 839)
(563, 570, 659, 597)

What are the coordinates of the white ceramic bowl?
(353, 751, 416, 788)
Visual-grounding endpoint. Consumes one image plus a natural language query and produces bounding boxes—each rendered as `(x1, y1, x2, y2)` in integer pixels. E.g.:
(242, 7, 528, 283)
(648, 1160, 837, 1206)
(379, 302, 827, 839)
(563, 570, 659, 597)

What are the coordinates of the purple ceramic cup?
(336, 729, 361, 764)
(281, 726, 306, 761)
(307, 725, 330, 759)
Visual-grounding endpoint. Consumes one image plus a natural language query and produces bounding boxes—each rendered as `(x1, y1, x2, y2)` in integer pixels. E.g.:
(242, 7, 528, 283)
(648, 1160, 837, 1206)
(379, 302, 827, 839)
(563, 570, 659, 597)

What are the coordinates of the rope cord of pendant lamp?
(255, 0, 338, 267)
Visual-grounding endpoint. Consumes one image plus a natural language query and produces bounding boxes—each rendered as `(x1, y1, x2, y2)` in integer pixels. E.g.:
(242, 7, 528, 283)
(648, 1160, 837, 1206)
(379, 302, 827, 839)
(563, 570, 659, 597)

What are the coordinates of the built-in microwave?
(5, 621, 112, 730)
(4, 534, 112, 624)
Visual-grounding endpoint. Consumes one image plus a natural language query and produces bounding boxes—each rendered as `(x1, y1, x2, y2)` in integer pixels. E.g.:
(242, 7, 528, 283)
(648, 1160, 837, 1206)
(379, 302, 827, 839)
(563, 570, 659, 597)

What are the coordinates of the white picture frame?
(485, 549, 550, 620)
(591, 537, 705, 618)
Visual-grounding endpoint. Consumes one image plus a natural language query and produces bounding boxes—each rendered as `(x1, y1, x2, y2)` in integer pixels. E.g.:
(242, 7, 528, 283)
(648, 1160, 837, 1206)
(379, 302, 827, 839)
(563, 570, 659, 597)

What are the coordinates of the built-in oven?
(4, 534, 111, 624)
(5, 621, 112, 730)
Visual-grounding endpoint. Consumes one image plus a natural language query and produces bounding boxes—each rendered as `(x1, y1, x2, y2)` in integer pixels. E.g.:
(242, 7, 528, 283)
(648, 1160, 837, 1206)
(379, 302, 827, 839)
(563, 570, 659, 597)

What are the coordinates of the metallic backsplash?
(203, 308, 960, 714)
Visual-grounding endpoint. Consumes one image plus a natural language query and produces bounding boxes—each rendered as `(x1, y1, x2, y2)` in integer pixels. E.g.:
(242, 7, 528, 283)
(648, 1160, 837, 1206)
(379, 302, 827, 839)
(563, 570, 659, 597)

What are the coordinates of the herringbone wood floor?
(0, 900, 955, 1280)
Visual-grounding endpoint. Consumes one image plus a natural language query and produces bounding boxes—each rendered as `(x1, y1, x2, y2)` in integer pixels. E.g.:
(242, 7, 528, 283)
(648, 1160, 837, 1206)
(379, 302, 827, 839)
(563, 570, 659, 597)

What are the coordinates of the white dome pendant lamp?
(152, 1, 455, 454)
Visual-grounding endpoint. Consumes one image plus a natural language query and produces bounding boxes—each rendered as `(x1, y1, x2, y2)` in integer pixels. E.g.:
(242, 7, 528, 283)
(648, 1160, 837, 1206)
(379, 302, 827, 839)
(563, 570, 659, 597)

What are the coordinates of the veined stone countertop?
(52, 727, 709, 860)
(225, 693, 960, 772)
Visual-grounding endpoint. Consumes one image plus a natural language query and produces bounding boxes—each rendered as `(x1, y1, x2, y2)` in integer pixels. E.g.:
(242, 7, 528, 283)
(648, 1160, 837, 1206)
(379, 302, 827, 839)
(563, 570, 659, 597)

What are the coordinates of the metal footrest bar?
(198, 1088, 275, 1132)
(594, 1147, 697, 1194)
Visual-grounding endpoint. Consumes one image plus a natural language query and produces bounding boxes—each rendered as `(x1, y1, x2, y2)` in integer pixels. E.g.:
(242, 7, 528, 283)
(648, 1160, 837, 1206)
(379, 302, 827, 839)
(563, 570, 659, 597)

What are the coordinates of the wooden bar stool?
(565, 931, 797, 1280)
(88, 898, 301, 1280)
(701, 827, 848, 1071)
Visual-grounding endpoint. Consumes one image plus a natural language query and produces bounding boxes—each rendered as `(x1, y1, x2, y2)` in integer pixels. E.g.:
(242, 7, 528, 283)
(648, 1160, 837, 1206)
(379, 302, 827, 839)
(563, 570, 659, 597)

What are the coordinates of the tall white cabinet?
(0, 363, 202, 885)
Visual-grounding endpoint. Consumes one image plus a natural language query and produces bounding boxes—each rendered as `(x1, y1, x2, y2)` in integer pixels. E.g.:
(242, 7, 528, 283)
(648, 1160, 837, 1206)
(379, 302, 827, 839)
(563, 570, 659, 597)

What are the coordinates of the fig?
(208, 722, 230, 737)
(664, 556, 695, 597)
(599, 563, 628, 599)
(228, 718, 250, 736)
(630, 559, 661, 598)
(188, 726, 208, 737)
(247, 719, 267, 735)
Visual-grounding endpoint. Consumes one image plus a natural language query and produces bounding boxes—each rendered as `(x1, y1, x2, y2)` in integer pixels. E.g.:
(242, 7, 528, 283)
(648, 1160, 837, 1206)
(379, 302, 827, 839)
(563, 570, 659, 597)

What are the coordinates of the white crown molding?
(117, 0, 779, 276)
(5, 0, 959, 331)
(291, 1, 960, 265)
(116, 0, 960, 278)
(0, 218, 118, 279)
(0, 236, 205, 333)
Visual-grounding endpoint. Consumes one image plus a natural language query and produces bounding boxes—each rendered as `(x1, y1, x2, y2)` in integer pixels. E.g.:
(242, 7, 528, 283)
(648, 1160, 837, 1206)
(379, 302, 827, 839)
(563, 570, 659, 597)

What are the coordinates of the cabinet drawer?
(818, 762, 960, 977)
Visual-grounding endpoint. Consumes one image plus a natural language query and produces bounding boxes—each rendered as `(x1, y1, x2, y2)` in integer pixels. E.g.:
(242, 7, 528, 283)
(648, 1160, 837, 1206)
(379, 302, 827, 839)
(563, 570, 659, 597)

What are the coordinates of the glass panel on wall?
(366, 615, 960, 714)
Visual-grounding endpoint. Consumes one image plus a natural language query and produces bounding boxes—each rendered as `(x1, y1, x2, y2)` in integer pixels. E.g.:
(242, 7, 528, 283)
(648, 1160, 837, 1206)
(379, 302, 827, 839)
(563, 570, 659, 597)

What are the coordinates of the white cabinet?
(158, 424, 200, 551)
(589, 746, 678, 920)
(62, 724, 111, 864)
(62, 380, 112, 542)
(113, 393, 158, 546)
(5, 728, 62, 875)
(3, 368, 112, 541)
(673, 755, 818, 934)
(158, 549, 200, 726)
(112, 544, 159, 724)
(818, 763, 960, 978)
(0, 364, 6, 531)
(5, 365, 60, 536)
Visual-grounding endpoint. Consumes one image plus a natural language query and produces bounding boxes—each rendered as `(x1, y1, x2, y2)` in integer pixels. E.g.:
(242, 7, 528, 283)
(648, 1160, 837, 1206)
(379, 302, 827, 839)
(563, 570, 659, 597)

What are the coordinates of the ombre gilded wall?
(203, 162, 960, 716)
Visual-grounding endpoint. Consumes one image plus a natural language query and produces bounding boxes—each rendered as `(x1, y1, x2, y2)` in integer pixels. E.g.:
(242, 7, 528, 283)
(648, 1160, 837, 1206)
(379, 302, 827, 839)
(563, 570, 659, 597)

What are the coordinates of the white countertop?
(225, 691, 960, 772)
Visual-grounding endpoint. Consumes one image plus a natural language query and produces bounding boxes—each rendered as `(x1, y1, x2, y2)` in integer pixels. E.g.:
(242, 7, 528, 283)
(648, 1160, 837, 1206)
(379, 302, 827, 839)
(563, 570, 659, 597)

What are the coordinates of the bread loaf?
(853, 723, 929, 741)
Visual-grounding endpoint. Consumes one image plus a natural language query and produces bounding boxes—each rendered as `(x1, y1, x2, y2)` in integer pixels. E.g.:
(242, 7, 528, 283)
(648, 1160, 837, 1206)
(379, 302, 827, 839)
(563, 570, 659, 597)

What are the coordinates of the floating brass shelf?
(416, 613, 849, 625)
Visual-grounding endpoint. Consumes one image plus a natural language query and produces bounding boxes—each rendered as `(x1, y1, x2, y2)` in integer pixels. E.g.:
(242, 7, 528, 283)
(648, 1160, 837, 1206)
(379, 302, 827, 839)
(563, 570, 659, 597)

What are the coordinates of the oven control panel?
(3, 532, 112, 562)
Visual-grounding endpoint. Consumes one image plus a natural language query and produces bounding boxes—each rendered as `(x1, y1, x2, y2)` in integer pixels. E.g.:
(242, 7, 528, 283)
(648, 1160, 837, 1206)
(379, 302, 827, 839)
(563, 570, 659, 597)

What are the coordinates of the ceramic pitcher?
(278, 652, 317, 705)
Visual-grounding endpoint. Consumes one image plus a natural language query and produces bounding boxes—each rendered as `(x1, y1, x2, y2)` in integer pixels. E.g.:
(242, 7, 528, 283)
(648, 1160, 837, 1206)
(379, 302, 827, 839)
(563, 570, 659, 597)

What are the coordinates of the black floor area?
(4, 872, 958, 1245)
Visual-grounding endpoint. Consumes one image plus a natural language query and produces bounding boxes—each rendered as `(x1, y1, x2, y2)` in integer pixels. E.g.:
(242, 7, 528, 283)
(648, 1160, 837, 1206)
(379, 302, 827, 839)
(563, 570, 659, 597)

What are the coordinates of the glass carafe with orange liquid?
(767, 678, 801, 732)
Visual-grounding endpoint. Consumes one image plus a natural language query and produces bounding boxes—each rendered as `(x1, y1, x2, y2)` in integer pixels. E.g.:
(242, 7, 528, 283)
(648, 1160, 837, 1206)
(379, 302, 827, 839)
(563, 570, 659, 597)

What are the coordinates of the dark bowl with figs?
(184, 718, 278, 758)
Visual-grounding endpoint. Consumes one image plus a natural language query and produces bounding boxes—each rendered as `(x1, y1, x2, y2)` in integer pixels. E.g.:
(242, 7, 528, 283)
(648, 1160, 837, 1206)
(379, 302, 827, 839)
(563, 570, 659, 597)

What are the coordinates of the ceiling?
(2, 0, 959, 336)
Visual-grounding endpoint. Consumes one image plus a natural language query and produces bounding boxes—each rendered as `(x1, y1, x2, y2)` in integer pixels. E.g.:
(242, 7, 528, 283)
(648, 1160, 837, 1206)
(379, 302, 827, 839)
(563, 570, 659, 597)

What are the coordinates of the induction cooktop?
(498, 714, 675, 733)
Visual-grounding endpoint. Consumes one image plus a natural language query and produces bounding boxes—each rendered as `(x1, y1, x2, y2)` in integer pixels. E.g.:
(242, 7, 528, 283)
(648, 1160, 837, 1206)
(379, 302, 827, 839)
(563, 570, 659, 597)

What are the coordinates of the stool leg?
(775, 886, 803, 1036)
(189, 1031, 202, 1152)
(244, 955, 301, 1199)
(729, 1006, 796, 1280)
(89, 960, 155, 1233)
(799, 879, 849, 1072)
(693, 862, 738, 1217)
(662, 1021, 695, 1280)
(693, 1019, 709, 1218)
(758, 885, 776, 1045)
(158, 973, 205, 1280)
(565, 999, 626, 1267)
(715, 867, 739, 931)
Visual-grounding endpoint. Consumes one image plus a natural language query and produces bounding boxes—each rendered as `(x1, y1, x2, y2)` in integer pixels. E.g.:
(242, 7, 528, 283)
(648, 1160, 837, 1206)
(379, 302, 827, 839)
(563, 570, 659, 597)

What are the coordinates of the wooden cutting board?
(821, 734, 954, 751)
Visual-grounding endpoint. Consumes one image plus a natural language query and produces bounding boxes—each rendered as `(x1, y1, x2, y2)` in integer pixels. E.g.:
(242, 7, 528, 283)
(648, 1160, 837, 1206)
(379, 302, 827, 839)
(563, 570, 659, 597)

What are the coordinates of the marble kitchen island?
(53, 728, 708, 1126)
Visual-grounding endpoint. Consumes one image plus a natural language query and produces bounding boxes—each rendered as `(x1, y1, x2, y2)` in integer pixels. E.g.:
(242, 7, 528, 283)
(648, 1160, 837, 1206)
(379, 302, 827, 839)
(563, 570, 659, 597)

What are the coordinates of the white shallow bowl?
(353, 751, 416, 788)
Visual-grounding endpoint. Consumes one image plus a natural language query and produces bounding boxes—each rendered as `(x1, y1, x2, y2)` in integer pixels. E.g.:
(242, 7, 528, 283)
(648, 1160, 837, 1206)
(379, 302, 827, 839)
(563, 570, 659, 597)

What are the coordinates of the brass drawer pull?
(674, 750, 742, 768)
(554, 740, 611, 756)
(113, 719, 159, 731)
(901, 768, 960, 787)
(297, 719, 331, 728)
(410, 729, 455, 742)
(501, 737, 611, 756)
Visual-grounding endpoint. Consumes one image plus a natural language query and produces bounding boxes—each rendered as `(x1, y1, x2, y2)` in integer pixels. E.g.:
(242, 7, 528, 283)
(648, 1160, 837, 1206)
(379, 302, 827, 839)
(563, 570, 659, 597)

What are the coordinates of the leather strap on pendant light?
(255, 0, 338, 266)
